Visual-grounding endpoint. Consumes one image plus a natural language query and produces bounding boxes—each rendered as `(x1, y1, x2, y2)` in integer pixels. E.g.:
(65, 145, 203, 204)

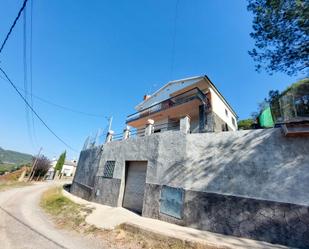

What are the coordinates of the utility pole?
(28, 147, 42, 182)
(108, 116, 113, 131)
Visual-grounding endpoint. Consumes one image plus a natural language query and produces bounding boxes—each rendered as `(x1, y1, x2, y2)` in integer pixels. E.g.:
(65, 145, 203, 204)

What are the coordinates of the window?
(232, 117, 236, 127)
(222, 123, 229, 131)
(103, 161, 115, 178)
(225, 109, 228, 117)
(160, 185, 184, 219)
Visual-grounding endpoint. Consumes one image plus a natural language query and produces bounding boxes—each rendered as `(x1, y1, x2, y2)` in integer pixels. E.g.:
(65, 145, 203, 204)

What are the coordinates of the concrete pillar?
(105, 130, 114, 143)
(123, 126, 130, 140)
(145, 119, 154, 136)
(180, 116, 190, 134)
(199, 104, 206, 132)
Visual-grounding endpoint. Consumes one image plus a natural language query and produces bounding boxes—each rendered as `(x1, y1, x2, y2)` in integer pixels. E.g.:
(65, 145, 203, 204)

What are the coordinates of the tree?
(31, 155, 51, 181)
(247, 0, 309, 75)
(55, 151, 66, 175)
(238, 119, 255, 130)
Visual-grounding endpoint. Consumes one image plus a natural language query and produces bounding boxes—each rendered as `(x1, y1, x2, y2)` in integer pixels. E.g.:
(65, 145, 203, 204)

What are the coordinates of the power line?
(0, 75, 105, 118)
(29, 0, 37, 144)
(23, 4, 34, 146)
(0, 67, 78, 153)
(0, 0, 29, 54)
(31, 93, 106, 118)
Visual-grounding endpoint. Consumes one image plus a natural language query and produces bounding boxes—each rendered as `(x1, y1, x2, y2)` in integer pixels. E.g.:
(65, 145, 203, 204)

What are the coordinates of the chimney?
(143, 94, 151, 101)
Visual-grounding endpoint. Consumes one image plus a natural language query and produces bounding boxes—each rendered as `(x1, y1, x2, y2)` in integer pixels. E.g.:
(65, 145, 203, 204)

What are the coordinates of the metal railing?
(130, 127, 146, 137)
(153, 121, 180, 132)
(271, 90, 309, 124)
(126, 87, 207, 123)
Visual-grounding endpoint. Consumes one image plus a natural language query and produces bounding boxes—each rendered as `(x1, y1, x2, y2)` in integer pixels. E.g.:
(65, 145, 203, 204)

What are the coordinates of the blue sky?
(0, 0, 302, 159)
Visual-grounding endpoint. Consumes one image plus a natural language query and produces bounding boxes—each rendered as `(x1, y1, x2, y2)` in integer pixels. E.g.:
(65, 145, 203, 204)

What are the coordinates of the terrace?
(126, 87, 209, 128)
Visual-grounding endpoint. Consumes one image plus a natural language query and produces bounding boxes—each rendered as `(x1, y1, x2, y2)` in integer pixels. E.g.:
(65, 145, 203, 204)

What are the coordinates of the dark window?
(222, 123, 229, 131)
(160, 185, 184, 219)
(225, 109, 228, 116)
(232, 117, 236, 126)
(103, 161, 115, 178)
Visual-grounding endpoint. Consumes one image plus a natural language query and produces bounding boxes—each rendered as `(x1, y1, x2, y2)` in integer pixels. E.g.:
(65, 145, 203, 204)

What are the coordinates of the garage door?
(123, 161, 147, 213)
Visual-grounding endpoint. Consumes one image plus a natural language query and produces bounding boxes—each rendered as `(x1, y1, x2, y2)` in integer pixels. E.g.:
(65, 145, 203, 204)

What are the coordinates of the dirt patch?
(0, 180, 31, 191)
(0, 166, 29, 182)
(40, 187, 218, 249)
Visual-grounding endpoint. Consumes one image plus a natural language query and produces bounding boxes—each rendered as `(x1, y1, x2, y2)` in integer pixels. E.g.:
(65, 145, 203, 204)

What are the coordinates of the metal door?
(123, 161, 147, 213)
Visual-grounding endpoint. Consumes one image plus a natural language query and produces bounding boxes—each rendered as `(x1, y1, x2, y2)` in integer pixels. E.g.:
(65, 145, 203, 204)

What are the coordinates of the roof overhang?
(135, 75, 238, 119)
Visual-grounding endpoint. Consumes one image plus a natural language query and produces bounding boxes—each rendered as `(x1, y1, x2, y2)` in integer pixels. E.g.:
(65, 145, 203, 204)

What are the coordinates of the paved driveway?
(0, 182, 109, 249)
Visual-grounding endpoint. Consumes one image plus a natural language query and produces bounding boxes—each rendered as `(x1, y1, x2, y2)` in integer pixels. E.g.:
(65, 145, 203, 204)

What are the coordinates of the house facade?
(46, 159, 77, 179)
(126, 75, 238, 134)
(71, 129, 309, 249)
(70, 76, 309, 248)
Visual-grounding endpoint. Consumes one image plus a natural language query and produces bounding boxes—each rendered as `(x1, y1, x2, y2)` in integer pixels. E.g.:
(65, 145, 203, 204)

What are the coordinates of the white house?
(46, 159, 77, 179)
(126, 75, 238, 133)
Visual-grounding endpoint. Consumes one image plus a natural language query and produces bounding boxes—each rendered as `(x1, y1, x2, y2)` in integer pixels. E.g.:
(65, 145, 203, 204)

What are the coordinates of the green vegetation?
(40, 187, 94, 231)
(248, 0, 308, 75)
(0, 147, 32, 165)
(238, 119, 254, 130)
(0, 147, 32, 175)
(55, 151, 66, 173)
(0, 164, 18, 175)
(281, 78, 309, 96)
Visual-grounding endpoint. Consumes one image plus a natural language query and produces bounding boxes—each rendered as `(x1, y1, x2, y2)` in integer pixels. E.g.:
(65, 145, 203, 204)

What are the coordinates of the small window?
(232, 117, 236, 127)
(160, 185, 184, 219)
(103, 161, 115, 178)
(225, 109, 228, 117)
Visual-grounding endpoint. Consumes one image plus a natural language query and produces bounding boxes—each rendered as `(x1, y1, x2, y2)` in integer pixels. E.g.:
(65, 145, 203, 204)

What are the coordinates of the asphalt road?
(0, 182, 109, 249)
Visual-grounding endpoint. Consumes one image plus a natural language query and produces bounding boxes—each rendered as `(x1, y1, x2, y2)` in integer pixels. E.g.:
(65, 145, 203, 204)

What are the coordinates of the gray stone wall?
(71, 128, 309, 248)
(71, 146, 102, 199)
(185, 129, 309, 206)
(144, 183, 309, 249)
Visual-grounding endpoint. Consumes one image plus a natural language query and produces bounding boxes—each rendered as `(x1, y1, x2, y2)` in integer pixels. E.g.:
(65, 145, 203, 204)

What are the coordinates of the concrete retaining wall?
(71, 128, 309, 248)
(71, 146, 102, 200)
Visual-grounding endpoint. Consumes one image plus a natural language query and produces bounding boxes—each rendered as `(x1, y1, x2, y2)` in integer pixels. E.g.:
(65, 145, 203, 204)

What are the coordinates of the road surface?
(0, 182, 109, 249)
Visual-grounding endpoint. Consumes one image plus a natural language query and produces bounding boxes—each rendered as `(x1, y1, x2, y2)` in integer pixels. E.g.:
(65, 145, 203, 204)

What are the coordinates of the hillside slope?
(0, 147, 32, 165)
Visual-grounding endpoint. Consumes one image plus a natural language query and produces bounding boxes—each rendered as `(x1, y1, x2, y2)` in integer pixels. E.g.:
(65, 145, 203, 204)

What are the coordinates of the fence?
(81, 118, 187, 151)
(271, 85, 309, 124)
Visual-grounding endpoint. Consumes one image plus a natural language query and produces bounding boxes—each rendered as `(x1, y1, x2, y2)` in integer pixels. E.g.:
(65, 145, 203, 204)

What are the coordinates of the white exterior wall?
(61, 164, 76, 176)
(136, 78, 201, 111)
(209, 88, 237, 131)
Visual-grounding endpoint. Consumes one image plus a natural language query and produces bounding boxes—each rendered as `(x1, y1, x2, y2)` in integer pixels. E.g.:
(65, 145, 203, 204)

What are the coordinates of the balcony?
(126, 88, 209, 127)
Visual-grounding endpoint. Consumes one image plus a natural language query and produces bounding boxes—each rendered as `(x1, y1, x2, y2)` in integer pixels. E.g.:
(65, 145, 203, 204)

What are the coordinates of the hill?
(0, 147, 32, 165)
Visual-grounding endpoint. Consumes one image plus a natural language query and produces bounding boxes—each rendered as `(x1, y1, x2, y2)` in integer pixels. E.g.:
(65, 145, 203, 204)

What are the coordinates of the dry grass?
(0, 167, 29, 182)
(0, 180, 31, 191)
(40, 187, 97, 233)
(40, 187, 217, 249)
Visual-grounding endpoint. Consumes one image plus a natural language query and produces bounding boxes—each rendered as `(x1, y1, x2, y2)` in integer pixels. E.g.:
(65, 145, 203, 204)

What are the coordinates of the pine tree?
(55, 151, 66, 174)
(247, 0, 308, 76)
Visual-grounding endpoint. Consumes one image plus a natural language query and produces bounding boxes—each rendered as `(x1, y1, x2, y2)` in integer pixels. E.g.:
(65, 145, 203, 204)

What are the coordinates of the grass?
(40, 187, 95, 232)
(40, 187, 216, 249)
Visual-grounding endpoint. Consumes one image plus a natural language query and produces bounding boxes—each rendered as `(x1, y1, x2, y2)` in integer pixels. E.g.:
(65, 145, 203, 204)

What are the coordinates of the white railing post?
(180, 116, 190, 134)
(145, 119, 154, 136)
(105, 130, 114, 143)
(123, 126, 130, 140)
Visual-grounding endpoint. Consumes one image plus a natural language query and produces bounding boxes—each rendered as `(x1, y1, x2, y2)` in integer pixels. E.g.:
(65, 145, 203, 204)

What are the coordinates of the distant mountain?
(0, 147, 32, 165)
